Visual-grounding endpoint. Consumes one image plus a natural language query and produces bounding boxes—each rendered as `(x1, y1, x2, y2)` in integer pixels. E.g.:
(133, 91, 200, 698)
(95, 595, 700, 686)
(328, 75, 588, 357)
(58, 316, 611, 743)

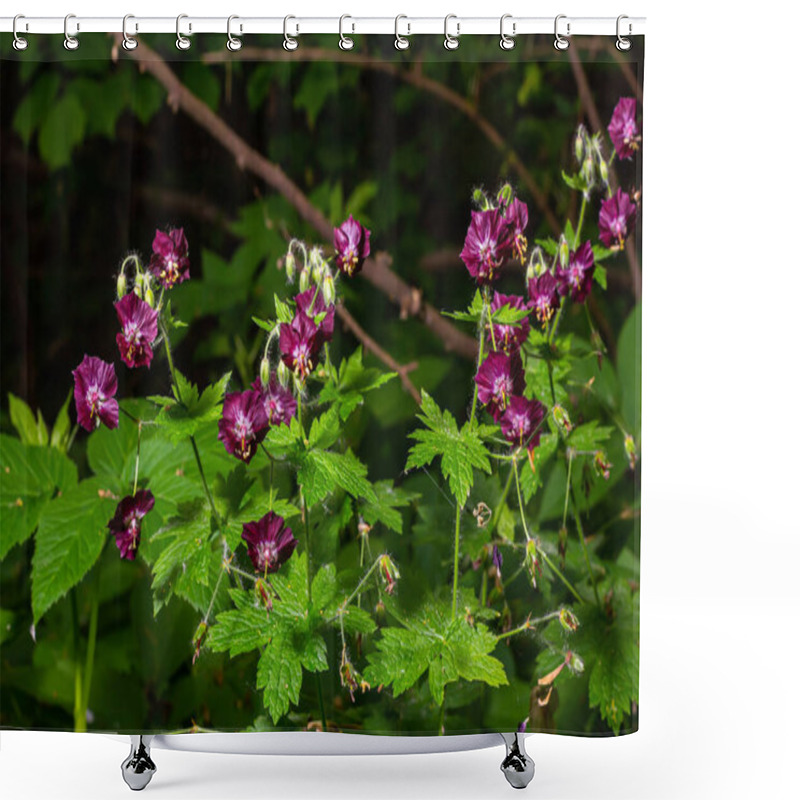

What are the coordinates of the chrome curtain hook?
(554, 14, 570, 51)
(283, 15, 298, 51)
(122, 14, 138, 51)
(176, 14, 191, 50)
(616, 15, 632, 51)
(227, 15, 242, 51)
(444, 14, 459, 51)
(339, 15, 354, 50)
(500, 14, 516, 50)
(13, 14, 29, 51)
(394, 14, 410, 50)
(63, 13, 79, 51)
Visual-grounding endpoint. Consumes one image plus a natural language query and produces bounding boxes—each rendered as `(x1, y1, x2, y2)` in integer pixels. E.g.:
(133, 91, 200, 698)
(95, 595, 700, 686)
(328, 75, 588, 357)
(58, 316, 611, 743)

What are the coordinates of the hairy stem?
(575, 194, 588, 244)
(512, 457, 531, 541)
(539, 550, 585, 605)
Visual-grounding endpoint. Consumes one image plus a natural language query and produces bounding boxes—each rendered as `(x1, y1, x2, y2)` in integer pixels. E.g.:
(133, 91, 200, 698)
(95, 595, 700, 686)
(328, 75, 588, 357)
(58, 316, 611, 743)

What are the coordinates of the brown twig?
(114, 35, 477, 360)
(202, 46, 560, 235)
(567, 49, 642, 303)
(335, 302, 421, 405)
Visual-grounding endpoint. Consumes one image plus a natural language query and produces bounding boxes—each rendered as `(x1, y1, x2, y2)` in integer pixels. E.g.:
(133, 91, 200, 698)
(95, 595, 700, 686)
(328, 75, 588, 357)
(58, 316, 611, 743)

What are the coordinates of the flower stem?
(575, 194, 588, 245)
(160, 323, 180, 402)
(512, 457, 531, 541)
(469, 323, 486, 423)
(71, 589, 84, 732)
(562, 451, 574, 532)
(485, 465, 515, 538)
(79, 565, 101, 726)
(451, 506, 463, 620)
(438, 688, 447, 735)
(571, 486, 601, 605)
(132, 420, 143, 495)
(190, 436, 224, 533)
(337, 555, 384, 614)
(539, 550, 585, 605)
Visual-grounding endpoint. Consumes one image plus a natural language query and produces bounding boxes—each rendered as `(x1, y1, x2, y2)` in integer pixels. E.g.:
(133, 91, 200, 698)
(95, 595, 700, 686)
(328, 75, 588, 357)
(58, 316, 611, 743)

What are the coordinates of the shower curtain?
(0, 27, 642, 739)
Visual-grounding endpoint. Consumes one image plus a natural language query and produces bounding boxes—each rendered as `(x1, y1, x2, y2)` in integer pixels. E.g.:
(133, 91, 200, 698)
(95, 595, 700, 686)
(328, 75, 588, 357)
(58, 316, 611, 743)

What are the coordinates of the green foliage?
(406, 391, 492, 507)
(318, 348, 396, 421)
(152, 370, 230, 443)
(364, 601, 507, 705)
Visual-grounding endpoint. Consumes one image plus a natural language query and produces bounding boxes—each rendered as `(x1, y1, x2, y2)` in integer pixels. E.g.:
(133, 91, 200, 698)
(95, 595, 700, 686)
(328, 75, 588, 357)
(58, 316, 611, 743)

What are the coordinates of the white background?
(3, 1, 799, 798)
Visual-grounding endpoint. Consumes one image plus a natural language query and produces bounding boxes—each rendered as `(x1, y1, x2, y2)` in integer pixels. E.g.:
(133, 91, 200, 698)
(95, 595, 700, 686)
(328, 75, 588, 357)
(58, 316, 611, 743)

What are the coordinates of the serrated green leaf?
(568, 421, 613, 452)
(49, 392, 73, 452)
(339, 604, 377, 635)
(519, 433, 559, 503)
(299, 633, 328, 672)
(361, 480, 418, 534)
(155, 371, 230, 443)
(318, 348, 396, 421)
(299, 449, 376, 508)
(207, 601, 275, 657)
(562, 170, 588, 194)
(7, 393, 48, 445)
(252, 316, 275, 332)
(257, 634, 303, 723)
(274, 294, 293, 324)
(307, 408, 341, 450)
(31, 477, 118, 623)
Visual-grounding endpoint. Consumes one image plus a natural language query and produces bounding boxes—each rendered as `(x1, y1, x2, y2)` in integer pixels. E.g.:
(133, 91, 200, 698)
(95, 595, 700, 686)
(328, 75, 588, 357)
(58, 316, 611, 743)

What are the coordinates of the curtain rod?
(1, 15, 646, 38)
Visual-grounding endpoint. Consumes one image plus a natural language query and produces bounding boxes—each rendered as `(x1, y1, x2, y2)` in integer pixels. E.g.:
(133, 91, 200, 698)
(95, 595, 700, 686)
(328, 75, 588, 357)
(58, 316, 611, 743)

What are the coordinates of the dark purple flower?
(607, 97, 640, 160)
(460, 208, 512, 285)
(490, 293, 530, 354)
(499, 395, 546, 451)
(241, 511, 297, 574)
(557, 241, 595, 304)
(114, 292, 159, 369)
(334, 215, 371, 277)
(149, 227, 190, 289)
(279, 311, 324, 379)
(492, 544, 503, 573)
(527, 271, 560, 326)
(218, 390, 268, 464)
(72, 355, 119, 432)
(475, 351, 524, 421)
(108, 489, 155, 561)
(251, 377, 297, 428)
(599, 188, 637, 250)
(295, 287, 335, 344)
(504, 198, 529, 262)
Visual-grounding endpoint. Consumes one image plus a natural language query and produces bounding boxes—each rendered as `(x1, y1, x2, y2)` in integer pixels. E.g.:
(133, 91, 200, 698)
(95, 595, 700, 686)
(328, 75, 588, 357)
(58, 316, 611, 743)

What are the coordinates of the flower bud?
(276, 360, 290, 387)
(526, 246, 547, 281)
(574, 125, 586, 164)
(580, 155, 595, 191)
(299, 266, 310, 293)
(191, 621, 208, 665)
(144, 287, 155, 308)
(322, 273, 336, 306)
(594, 450, 612, 480)
(552, 404, 573, 434)
(310, 247, 325, 284)
(285, 250, 296, 283)
(496, 182, 514, 208)
(259, 357, 270, 387)
(472, 187, 490, 210)
(116, 270, 128, 300)
(524, 540, 540, 589)
(598, 156, 609, 185)
(379, 554, 400, 595)
(558, 235, 570, 270)
(559, 608, 579, 632)
(624, 434, 638, 470)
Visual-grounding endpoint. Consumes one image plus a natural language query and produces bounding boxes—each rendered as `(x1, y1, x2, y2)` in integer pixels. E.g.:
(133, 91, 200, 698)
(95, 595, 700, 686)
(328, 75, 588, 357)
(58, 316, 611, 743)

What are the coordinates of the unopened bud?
(322, 273, 336, 306)
(299, 267, 310, 293)
(598, 157, 609, 185)
(116, 270, 128, 299)
(553, 404, 573, 434)
(497, 183, 514, 208)
(285, 251, 296, 282)
(559, 608, 579, 632)
(558, 235, 570, 270)
(574, 125, 586, 163)
(524, 540, 540, 589)
(310, 247, 325, 284)
(594, 450, 612, 481)
(624, 434, 638, 470)
(191, 621, 208, 665)
(472, 187, 491, 210)
(276, 360, 290, 387)
(259, 357, 270, 387)
(580, 155, 595, 190)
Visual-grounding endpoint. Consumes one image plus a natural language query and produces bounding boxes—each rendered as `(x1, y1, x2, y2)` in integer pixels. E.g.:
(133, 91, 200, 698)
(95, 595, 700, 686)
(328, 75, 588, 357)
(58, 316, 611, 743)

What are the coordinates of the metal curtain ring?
(444, 14, 459, 50)
(394, 15, 410, 50)
(339, 14, 354, 50)
(283, 15, 298, 51)
(64, 14, 79, 50)
(616, 15, 632, 51)
(176, 14, 191, 50)
(227, 15, 242, 51)
(500, 14, 515, 50)
(13, 14, 29, 51)
(122, 14, 138, 51)
(554, 14, 570, 51)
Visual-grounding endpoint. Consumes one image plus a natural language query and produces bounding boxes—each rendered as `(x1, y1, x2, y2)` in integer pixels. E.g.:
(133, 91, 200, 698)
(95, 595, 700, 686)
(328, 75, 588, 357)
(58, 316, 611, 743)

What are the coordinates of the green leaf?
(406, 391, 491, 507)
(274, 294, 293, 324)
(208, 602, 275, 657)
(568, 421, 614, 452)
(252, 316, 275, 332)
(562, 171, 588, 194)
(595, 264, 608, 290)
(7, 393, 48, 445)
(257, 633, 303, 723)
(31, 478, 117, 623)
(519, 433, 559, 503)
(361, 480, 418, 534)
(155, 371, 231, 443)
(12, 73, 60, 145)
(299, 449, 376, 508)
(38, 93, 86, 170)
(0, 435, 79, 559)
(50, 392, 73, 452)
(318, 348, 396, 421)
(307, 408, 341, 450)
(442, 290, 485, 323)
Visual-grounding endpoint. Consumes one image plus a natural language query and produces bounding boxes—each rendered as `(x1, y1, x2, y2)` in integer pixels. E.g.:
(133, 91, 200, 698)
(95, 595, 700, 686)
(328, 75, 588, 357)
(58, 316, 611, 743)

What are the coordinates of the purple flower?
(251, 377, 297, 428)
(460, 208, 512, 285)
(475, 351, 524, 421)
(72, 355, 119, 432)
(295, 287, 335, 344)
(607, 97, 640, 160)
(218, 390, 268, 463)
(108, 489, 155, 561)
(279, 310, 324, 379)
(114, 292, 159, 369)
(492, 544, 503, 573)
(557, 241, 595, 304)
(149, 228, 190, 289)
(527, 271, 560, 326)
(504, 198, 529, 262)
(241, 511, 297, 574)
(499, 395, 546, 451)
(490, 293, 530, 354)
(599, 189, 637, 250)
(334, 215, 371, 277)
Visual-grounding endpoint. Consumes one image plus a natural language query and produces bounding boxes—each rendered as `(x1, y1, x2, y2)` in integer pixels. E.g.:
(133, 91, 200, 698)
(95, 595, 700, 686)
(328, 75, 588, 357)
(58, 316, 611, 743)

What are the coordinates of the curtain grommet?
(554, 14, 570, 51)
